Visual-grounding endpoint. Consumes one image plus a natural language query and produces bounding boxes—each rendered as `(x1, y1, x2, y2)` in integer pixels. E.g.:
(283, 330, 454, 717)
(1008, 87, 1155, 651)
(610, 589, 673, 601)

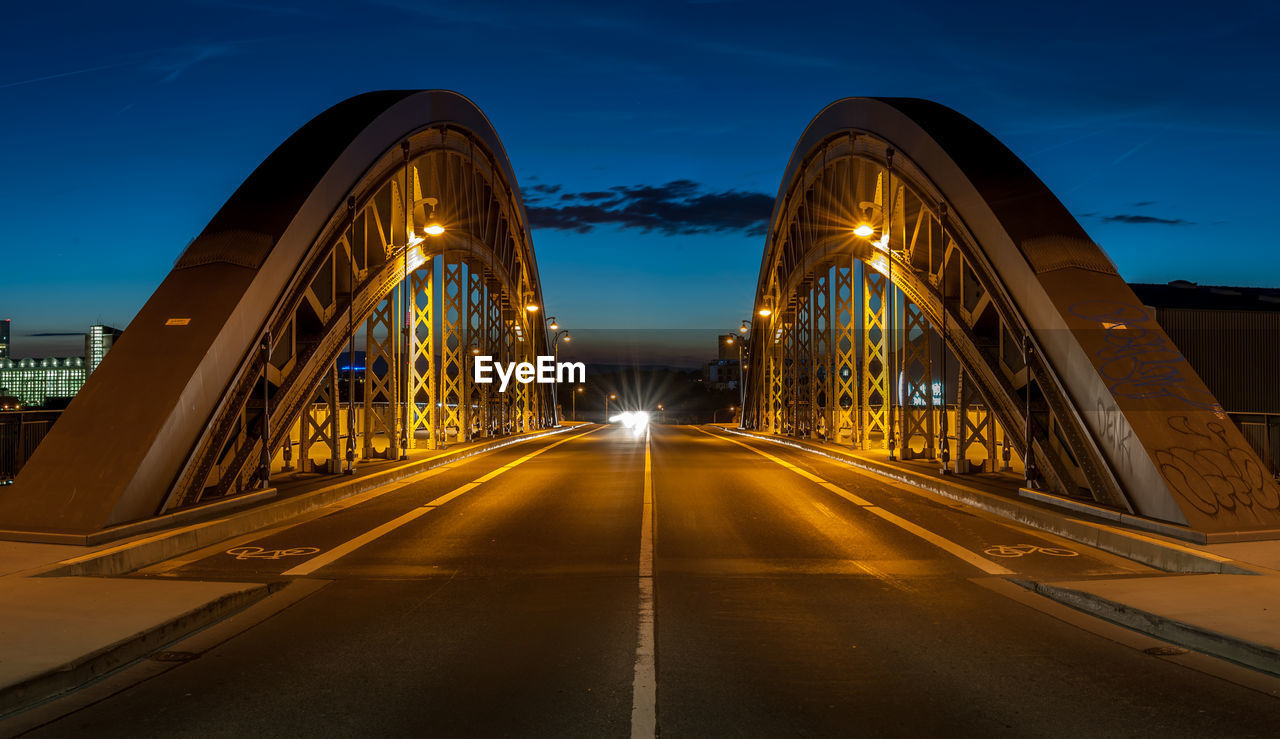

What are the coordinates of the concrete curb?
(716, 427, 1254, 576)
(1017, 580, 1280, 678)
(0, 582, 275, 718)
(34, 425, 580, 579)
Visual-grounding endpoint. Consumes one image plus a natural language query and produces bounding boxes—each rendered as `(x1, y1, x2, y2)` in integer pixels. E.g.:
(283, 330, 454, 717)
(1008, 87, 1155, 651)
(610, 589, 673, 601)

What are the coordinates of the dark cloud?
(23, 332, 85, 337)
(528, 183, 561, 195)
(525, 179, 773, 237)
(1131, 201, 1157, 207)
(1102, 214, 1193, 226)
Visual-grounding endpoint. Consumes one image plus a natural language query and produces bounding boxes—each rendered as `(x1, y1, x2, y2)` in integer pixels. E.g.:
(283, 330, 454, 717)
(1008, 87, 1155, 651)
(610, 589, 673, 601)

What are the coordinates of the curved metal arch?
(745, 97, 1280, 539)
(1, 90, 554, 537)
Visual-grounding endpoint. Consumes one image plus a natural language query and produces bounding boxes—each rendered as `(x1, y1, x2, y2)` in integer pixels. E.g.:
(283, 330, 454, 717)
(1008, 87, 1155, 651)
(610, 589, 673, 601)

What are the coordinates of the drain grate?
(149, 651, 200, 662)
(1143, 646, 1189, 656)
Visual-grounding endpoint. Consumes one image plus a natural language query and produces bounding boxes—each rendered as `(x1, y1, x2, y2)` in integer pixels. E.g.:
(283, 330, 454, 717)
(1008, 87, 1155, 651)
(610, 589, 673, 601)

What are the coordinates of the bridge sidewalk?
(708, 423, 1280, 679)
(0, 424, 583, 718)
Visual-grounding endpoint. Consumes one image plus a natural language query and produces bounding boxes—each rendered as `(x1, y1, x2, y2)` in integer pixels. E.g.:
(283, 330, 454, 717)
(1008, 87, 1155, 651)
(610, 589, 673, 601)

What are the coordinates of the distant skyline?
(3, 1, 1278, 359)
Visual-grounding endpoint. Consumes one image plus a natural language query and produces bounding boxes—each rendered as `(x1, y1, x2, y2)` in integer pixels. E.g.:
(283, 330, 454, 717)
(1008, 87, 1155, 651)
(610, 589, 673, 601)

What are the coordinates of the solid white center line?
(695, 426, 1013, 576)
(631, 426, 658, 738)
(282, 426, 600, 577)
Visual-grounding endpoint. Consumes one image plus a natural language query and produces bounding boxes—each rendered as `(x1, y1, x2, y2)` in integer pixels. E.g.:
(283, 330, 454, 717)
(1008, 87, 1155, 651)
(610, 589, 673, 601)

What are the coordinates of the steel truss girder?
(744, 136, 1119, 508)
(811, 270, 832, 440)
(793, 287, 812, 438)
(900, 297, 934, 459)
(164, 123, 553, 511)
(362, 295, 398, 458)
(860, 265, 889, 450)
(439, 256, 465, 440)
(833, 263, 857, 444)
(408, 262, 437, 449)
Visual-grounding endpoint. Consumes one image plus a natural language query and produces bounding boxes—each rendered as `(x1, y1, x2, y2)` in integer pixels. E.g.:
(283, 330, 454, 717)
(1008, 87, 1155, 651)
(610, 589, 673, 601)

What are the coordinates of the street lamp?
(938, 201, 952, 475)
(656, 403, 664, 423)
(714, 406, 737, 423)
(546, 316, 559, 331)
(344, 196, 358, 475)
(573, 385, 584, 421)
(605, 393, 616, 423)
(552, 329, 570, 419)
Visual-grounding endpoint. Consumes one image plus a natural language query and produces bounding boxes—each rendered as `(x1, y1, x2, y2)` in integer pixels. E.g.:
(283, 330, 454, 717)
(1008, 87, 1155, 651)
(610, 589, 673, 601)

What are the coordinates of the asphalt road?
(17, 424, 1280, 737)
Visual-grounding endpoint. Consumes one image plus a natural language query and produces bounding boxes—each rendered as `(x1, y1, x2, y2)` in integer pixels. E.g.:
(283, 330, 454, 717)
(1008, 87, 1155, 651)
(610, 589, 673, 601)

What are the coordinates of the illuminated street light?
(416, 197, 445, 237)
(547, 316, 559, 331)
(573, 385, 584, 421)
(525, 304, 540, 313)
(757, 307, 772, 317)
(552, 329, 571, 413)
(853, 223, 875, 237)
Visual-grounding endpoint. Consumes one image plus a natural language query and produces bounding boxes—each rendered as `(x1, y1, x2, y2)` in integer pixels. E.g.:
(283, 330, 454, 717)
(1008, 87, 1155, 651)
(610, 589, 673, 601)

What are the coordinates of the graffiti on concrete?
(1067, 300, 1221, 410)
(1154, 415, 1280, 520)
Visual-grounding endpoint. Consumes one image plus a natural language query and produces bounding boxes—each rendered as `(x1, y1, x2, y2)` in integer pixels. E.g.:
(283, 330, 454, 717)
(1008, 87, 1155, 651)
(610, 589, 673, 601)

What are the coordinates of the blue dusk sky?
(1, 0, 1277, 359)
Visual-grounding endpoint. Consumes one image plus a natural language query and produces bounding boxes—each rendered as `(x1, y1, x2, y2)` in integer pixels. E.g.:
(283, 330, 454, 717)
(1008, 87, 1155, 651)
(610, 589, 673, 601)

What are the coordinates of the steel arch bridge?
(0, 90, 557, 538)
(742, 97, 1280, 541)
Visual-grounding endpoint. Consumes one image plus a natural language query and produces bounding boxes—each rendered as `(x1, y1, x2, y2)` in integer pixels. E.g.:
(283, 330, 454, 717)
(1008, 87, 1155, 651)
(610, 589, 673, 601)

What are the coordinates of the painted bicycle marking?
(982, 544, 1078, 558)
(225, 546, 321, 561)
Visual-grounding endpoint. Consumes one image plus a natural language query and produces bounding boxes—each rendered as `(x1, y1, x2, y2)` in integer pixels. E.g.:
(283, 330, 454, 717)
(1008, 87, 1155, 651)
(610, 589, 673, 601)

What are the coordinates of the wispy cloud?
(0, 61, 134, 90)
(1101, 214, 1193, 226)
(150, 43, 241, 82)
(526, 180, 773, 236)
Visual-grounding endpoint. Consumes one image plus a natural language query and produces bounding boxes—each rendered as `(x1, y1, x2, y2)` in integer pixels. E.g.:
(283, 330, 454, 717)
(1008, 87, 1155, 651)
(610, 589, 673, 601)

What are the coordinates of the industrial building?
(1131, 280, 1280, 475)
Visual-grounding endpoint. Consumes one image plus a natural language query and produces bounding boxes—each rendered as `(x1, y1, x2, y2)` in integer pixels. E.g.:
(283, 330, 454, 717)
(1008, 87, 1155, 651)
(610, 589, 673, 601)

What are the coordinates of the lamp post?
(714, 406, 737, 424)
(656, 403, 664, 424)
(605, 393, 616, 423)
(732, 320, 750, 418)
(1023, 334, 1040, 489)
(937, 202, 951, 475)
(345, 196, 358, 475)
(552, 329, 570, 421)
(885, 148, 897, 461)
(573, 386, 584, 421)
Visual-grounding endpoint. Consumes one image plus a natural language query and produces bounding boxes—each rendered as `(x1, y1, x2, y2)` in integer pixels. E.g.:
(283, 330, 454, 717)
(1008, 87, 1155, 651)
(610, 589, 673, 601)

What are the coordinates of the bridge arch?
(1, 90, 556, 538)
(742, 97, 1280, 539)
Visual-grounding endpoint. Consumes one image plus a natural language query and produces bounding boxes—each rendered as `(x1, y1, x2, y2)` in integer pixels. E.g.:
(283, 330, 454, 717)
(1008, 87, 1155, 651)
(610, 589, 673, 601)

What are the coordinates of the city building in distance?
(0, 323, 122, 408)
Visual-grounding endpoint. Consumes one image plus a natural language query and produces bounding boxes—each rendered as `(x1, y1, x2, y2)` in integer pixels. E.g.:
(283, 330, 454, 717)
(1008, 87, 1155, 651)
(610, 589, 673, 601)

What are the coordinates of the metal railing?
(1230, 411, 1280, 478)
(0, 410, 63, 484)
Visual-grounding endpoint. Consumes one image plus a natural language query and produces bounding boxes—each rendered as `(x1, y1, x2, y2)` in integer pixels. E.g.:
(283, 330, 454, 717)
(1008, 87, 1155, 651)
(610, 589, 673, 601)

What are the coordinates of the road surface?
(15, 425, 1280, 737)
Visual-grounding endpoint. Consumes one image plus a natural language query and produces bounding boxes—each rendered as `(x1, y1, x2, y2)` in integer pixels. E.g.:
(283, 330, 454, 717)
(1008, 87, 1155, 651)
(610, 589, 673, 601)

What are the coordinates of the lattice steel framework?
(161, 116, 557, 509)
(900, 297, 934, 459)
(860, 267, 889, 450)
(408, 264, 436, 447)
(745, 106, 1123, 509)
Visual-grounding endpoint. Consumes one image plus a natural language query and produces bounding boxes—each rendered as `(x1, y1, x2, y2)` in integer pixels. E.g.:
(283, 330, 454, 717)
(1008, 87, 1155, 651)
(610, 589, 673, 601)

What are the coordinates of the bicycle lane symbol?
(983, 544, 1079, 558)
(225, 546, 321, 561)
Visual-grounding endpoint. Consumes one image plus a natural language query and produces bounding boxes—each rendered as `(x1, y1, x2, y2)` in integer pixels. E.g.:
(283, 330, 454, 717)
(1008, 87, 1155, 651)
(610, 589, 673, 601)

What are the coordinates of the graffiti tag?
(1153, 415, 1280, 519)
(1067, 300, 1221, 410)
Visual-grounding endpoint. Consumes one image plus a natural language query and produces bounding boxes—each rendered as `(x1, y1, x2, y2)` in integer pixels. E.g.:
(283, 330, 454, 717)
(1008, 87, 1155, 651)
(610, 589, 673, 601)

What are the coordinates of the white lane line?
(631, 426, 658, 739)
(695, 427, 1013, 576)
(282, 426, 601, 577)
